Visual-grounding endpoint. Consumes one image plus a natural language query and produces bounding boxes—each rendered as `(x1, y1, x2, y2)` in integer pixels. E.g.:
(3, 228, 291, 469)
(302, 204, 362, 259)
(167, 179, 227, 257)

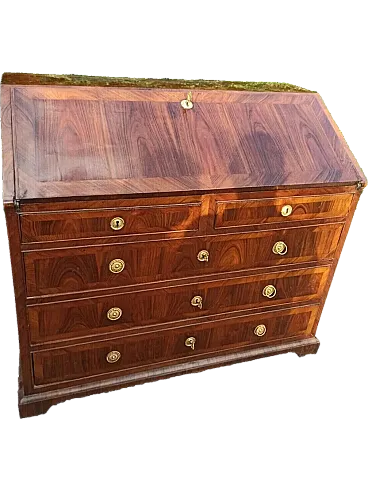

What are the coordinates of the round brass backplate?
(106, 350, 121, 363)
(254, 324, 267, 337)
(185, 336, 196, 350)
(181, 99, 193, 109)
(281, 205, 293, 217)
(191, 295, 203, 309)
(110, 217, 125, 231)
(262, 285, 277, 299)
(197, 250, 210, 262)
(109, 259, 125, 273)
(107, 307, 123, 321)
(272, 241, 288, 255)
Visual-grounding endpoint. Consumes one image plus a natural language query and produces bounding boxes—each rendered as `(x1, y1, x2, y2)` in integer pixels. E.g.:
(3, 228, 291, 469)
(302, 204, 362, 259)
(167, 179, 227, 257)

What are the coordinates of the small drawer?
(24, 223, 342, 297)
(28, 266, 329, 343)
(20, 203, 201, 242)
(215, 193, 353, 229)
(32, 304, 319, 385)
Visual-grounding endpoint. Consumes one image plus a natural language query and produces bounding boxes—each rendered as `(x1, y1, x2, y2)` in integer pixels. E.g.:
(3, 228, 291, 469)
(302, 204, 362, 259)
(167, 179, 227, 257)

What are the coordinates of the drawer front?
(20, 203, 201, 242)
(28, 266, 329, 343)
(32, 304, 319, 385)
(24, 223, 342, 296)
(215, 194, 353, 228)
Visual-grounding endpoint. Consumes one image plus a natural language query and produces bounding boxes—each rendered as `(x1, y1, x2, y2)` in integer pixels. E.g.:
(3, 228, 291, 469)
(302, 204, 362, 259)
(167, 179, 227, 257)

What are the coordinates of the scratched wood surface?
(6, 85, 365, 200)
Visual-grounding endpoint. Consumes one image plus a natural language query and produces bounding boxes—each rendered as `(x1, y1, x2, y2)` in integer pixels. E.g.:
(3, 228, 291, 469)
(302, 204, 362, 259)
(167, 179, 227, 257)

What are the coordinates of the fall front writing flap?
(6, 83, 364, 199)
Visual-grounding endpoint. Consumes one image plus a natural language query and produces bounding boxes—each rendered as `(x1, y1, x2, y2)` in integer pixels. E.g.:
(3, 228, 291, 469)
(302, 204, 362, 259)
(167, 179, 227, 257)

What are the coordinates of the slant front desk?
(1, 73, 366, 417)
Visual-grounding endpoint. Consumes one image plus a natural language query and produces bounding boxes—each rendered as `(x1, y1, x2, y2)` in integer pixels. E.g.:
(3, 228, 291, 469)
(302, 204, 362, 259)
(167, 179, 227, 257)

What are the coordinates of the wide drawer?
(28, 266, 330, 343)
(24, 223, 342, 297)
(215, 193, 353, 228)
(20, 202, 201, 242)
(32, 304, 319, 385)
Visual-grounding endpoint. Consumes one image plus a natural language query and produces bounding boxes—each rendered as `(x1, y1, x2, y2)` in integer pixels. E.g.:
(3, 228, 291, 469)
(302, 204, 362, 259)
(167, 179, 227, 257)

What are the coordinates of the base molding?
(19, 337, 320, 418)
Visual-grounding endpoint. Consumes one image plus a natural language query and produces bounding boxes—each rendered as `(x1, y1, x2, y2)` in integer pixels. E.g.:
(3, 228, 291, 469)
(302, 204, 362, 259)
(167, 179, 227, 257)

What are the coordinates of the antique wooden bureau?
(1, 73, 366, 417)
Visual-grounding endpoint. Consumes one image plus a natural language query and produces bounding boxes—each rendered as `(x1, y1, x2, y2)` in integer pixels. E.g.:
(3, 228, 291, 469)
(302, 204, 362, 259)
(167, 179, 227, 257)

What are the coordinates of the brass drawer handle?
(106, 350, 121, 363)
(197, 250, 209, 262)
(272, 241, 288, 255)
(281, 205, 293, 217)
(191, 295, 203, 309)
(185, 336, 196, 350)
(109, 258, 125, 273)
(262, 285, 277, 299)
(110, 217, 125, 231)
(254, 324, 267, 337)
(107, 307, 122, 321)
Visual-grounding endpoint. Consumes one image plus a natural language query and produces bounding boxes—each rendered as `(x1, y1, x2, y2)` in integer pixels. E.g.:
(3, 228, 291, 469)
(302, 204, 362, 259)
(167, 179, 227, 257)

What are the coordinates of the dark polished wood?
(18, 185, 358, 212)
(20, 202, 202, 243)
(1, 74, 365, 417)
(8, 85, 365, 200)
(215, 193, 353, 228)
(28, 266, 329, 343)
(4, 205, 34, 394)
(32, 304, 319, 386)
(23, 224, 342, 297)
(19, 336, 320, 417)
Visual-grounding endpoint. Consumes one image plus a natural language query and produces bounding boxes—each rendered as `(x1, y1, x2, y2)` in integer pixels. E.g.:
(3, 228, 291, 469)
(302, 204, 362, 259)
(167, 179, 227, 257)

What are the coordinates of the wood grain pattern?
(215, 193, 353, 228)
(9, 86, 365, 200)
(32, 304, 319, 385)
(4, 205, 34, 393)
(23, 223, 342, 297)
(1, 85, 14, 202)
(28, 266, 329, 343)
(309, 190, 364, 337)
(1, 75, 364, 417)
(18, 185, 357, 213)
(311, 95, 367, 188)
(19, 336, 320, 417)
(20, 202, 201, 243)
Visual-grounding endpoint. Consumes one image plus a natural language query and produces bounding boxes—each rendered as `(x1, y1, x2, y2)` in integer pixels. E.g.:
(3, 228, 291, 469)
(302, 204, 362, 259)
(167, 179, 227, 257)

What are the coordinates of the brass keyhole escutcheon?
(197, 250, 209, 262)
(181, 91, 193, 110)
(254, 324, 267, 337)
(110, 217, 125, 231)
(191, 295, 203, 309)
(109, 259, 125, 273)
(185, 336, 196, 350)
(272, 241, 288, 255)
(262, 285, 277, 299)
(106, 350, 121, 363)
(107, 307, 123, 321)
(281, 205, 293, 217)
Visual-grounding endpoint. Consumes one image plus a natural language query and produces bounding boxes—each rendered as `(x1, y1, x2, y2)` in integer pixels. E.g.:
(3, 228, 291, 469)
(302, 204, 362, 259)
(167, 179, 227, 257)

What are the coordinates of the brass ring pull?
(185, 336, 196, 350)
(272, 241, 288, 255)
(109, 258, 125, 273)
(281, 205, 293, 217)
(107, 307, 122, 321)
(197, 250, 209, 262)
(254, 324, 267, 337)
(106, 350, 121, 363)
(110, 217, 125, 231)
(191, 295, 203, 309)
(262, 285, 277, 299)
